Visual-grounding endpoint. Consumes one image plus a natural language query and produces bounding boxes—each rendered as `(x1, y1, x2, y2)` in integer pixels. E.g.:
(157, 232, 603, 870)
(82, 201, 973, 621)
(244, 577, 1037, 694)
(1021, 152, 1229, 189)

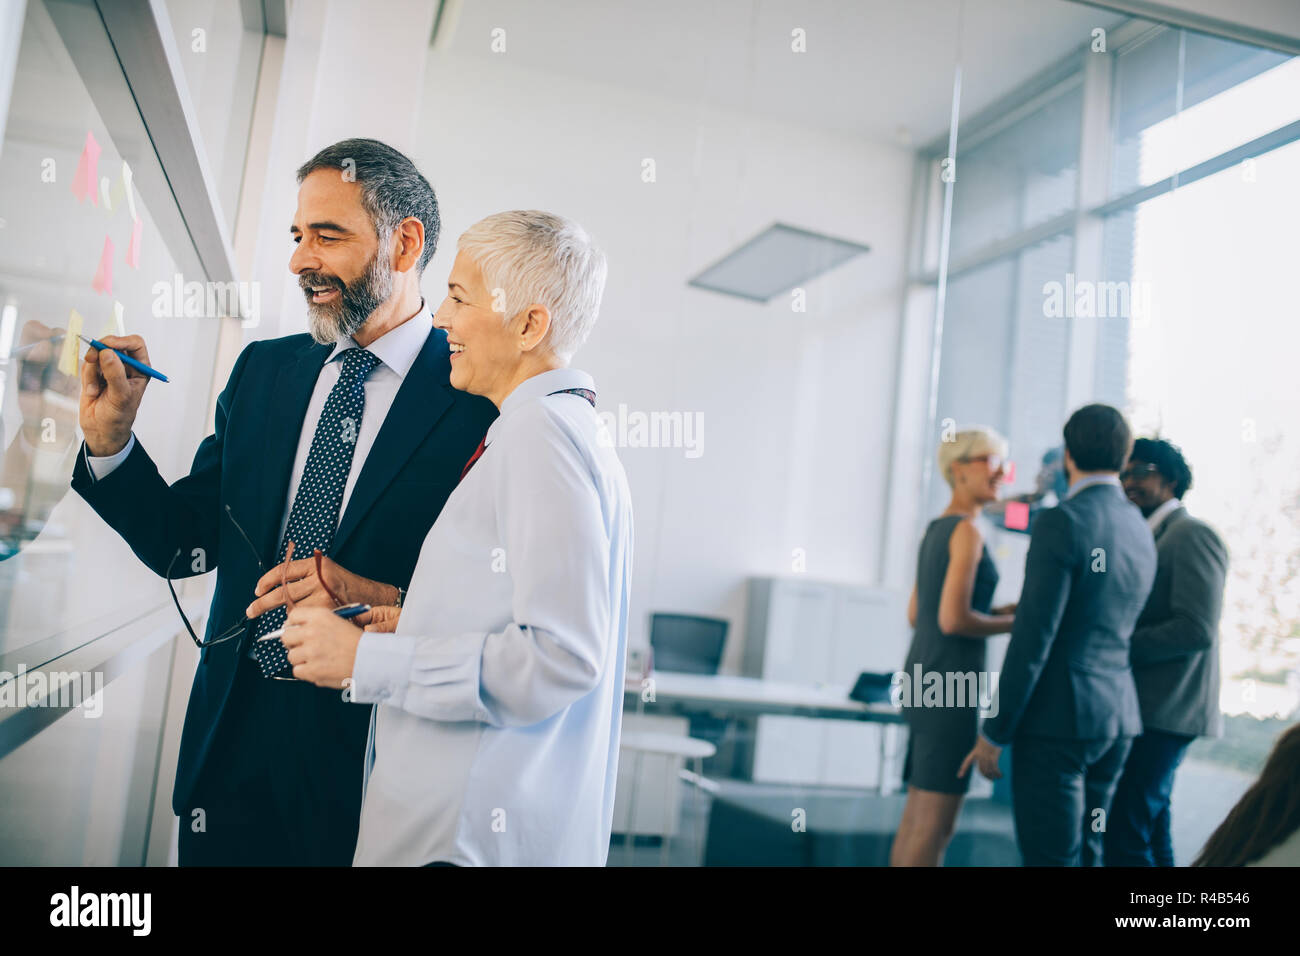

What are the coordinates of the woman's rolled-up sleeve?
(350, 406, 612, 728)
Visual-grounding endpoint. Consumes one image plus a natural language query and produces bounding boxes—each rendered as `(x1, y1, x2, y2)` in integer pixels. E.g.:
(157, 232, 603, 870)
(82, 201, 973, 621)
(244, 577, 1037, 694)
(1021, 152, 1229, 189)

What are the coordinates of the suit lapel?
(258, 338, 333, 560)
(331, 327, 454, 555)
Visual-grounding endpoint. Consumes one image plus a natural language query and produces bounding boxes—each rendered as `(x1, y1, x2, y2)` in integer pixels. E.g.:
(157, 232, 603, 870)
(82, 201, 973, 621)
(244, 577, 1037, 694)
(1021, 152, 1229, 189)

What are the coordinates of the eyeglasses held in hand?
(166, 505, 265, 649)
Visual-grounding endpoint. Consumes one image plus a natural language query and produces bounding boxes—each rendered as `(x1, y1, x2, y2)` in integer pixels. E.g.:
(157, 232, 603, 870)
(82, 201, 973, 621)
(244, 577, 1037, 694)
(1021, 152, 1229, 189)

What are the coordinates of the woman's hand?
(281, 606, 363, 689)
(358, 605, 401, 633)
(992, 602, 1017, 616)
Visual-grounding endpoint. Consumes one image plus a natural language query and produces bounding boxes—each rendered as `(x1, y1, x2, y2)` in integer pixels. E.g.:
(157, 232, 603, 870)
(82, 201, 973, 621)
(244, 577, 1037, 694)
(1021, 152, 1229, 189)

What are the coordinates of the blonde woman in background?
(890, 426, 1017, 866)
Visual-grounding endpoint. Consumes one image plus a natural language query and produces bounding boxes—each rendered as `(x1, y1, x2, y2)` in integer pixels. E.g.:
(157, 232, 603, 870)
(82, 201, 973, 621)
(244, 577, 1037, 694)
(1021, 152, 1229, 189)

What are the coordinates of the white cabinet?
(743, 577, 907, 788)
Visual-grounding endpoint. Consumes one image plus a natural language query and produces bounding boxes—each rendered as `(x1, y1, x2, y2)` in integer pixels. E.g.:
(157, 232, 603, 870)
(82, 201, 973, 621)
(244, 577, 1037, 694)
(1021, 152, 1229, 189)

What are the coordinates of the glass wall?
(0, 0, 258, 864)
(920, 11, 1300, 861)
(0, 0, 218, 658)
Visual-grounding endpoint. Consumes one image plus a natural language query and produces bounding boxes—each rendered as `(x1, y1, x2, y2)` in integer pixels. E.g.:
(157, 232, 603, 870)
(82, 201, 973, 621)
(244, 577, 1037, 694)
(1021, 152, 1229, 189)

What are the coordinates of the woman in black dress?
(890, 426, 1017, 866)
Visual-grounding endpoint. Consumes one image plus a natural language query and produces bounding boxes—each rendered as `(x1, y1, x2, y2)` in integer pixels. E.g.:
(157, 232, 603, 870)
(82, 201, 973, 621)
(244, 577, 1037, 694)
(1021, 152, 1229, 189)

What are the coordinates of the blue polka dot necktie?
(251, 347, 380, 678)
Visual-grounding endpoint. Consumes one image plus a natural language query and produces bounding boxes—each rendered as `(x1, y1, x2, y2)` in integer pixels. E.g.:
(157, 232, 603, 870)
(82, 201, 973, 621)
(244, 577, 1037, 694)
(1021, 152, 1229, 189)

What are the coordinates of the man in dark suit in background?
(1106, 438, 1228, 866)
(960, 404, 1156, 866)
(73, 138, 496, 865)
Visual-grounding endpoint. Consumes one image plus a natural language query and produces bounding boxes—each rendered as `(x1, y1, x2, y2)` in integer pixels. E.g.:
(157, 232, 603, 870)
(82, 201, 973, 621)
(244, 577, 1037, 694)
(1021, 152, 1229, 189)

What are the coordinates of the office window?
(1109, 27, 1297, 198)
(948, 82, 1082, 262)
(933, 233, 1073, 516)
(1104, 136, 1300, 738)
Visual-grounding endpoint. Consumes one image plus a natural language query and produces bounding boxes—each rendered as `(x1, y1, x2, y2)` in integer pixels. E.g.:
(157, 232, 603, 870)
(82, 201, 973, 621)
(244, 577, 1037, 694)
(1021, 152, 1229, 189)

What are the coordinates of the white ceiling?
(440, 0, 1131, 145)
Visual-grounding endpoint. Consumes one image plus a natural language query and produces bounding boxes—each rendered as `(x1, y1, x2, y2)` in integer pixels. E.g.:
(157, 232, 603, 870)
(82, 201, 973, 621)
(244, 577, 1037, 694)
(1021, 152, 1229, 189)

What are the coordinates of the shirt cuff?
(980, 730, 1003, 748)
(351, 628, 493, 723)
(351, 632, 418, 705)
(84, 432, 136, 481)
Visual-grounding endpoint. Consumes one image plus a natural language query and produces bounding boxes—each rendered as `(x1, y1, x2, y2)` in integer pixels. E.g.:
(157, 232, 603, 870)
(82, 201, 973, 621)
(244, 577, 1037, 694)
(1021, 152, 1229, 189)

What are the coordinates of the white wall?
(416, 51, 915, 667)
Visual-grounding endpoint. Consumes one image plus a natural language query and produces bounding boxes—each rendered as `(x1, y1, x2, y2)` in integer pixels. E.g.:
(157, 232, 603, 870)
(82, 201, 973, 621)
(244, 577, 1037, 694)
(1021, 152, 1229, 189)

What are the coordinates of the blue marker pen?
(332, 603, 371, 620)
(79, 335, 169, 382)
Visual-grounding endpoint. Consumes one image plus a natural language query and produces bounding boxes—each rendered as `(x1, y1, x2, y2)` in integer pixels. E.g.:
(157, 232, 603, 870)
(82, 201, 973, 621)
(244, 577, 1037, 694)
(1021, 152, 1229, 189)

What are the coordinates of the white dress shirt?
(349, 367, 634, 866)
(1065, 473, 1122, 498)
(84, 306, 432, 547)
(1146, 497, 1182, 534)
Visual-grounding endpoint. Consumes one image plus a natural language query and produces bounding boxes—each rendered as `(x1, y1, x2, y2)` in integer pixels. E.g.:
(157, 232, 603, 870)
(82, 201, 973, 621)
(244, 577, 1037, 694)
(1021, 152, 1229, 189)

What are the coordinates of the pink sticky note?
(1005, 501, 1030, 531)
(92, 235, 114, 295)
(126, 217, 142, 268)
(72, 131, 102, 205)
(1004, 460, 1016, 484)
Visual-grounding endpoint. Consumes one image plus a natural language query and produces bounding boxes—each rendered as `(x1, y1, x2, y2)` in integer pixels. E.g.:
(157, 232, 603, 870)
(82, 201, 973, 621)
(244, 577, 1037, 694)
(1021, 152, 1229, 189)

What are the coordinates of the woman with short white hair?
(890, 425, 1017, 866)
(281, 210, 634, 866)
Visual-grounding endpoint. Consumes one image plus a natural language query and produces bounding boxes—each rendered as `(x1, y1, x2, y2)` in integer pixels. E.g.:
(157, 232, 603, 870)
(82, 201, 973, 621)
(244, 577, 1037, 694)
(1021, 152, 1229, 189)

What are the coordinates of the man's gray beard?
(306, 250, 395, 345)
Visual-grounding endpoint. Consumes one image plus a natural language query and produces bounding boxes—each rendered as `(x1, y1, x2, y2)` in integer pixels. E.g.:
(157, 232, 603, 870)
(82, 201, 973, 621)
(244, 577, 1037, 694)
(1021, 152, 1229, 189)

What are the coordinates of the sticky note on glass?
(108, 161, 137, 219)
(126, 217, 142, 268)
(72, 130, 101, 205)
(101, 300, 125, 338)
(1005, 501, 1030, 531)
(59, 310, 84, 376)
(92, 235, 114, 294)
(122, 161, 138, 221)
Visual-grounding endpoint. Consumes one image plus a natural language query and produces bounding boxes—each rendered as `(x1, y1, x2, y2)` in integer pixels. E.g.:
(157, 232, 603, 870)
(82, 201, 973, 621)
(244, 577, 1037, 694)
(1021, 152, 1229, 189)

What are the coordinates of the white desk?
(623, 671, 905, 793)
(624, 671, 903, 723)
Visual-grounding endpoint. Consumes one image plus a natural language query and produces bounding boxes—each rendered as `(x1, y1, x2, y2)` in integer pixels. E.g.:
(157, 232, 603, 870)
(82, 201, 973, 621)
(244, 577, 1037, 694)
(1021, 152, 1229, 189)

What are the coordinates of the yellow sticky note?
(59, 310, 84, 377)
(100, 300, 125, 338)
(122, 161, 137, 222)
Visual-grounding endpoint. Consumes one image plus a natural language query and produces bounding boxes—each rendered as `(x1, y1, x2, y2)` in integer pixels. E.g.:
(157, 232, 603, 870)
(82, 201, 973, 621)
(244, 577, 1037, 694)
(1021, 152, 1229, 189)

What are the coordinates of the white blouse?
(349, 367, 634, 866)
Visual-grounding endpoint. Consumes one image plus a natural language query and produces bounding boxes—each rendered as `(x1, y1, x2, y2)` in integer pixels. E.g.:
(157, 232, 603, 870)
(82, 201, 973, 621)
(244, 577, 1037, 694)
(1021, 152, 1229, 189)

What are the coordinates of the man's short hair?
(297, 138, 439, 274)
(1130, 437, 1193, 498)
(457, 210, 607, 361)
(1063, 403, 1132, 473)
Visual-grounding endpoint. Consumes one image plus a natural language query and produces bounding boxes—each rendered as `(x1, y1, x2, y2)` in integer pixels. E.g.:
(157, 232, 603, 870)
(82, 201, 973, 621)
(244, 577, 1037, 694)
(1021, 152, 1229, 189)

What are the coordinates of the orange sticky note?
(72, 130, 101, 205)
(92, 235, 114, 295)
(1005, 501, 1030, 531)
(126, 217, 142, 268)
(59, 310, 84, 377)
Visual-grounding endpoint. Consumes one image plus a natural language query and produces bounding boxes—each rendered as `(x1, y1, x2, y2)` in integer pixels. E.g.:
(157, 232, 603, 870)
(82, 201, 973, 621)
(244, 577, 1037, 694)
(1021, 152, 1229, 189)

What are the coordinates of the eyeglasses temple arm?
(314, 549, 345, 606)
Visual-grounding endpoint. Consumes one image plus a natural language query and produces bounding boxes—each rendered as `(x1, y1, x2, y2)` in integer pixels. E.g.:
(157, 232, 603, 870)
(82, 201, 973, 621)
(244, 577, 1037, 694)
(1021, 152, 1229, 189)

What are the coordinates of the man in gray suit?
(960, 404, 1156, 866)
(1105, 438, 1227, 866)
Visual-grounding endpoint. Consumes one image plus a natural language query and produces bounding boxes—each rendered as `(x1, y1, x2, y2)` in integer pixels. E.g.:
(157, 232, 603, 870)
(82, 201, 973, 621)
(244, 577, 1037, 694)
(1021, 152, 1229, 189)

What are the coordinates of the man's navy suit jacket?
(982, 481, 1157, 744)
(71, 321, 497, 822)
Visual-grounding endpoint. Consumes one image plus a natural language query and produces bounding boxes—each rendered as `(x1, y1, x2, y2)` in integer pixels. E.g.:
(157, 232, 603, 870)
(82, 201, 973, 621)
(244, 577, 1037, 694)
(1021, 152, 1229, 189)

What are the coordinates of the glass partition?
(0, 0, 221, 658)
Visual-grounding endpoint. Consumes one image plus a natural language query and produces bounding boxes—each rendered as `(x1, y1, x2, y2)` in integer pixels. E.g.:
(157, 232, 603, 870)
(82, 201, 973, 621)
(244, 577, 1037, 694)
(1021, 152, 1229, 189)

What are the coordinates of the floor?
(607, 755, 1257, 866)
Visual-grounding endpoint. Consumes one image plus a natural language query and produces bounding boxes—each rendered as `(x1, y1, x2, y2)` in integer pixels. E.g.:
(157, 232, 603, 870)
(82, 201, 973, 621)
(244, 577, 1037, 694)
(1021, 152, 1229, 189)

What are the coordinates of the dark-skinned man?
(1106, 438, 1227, 866)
